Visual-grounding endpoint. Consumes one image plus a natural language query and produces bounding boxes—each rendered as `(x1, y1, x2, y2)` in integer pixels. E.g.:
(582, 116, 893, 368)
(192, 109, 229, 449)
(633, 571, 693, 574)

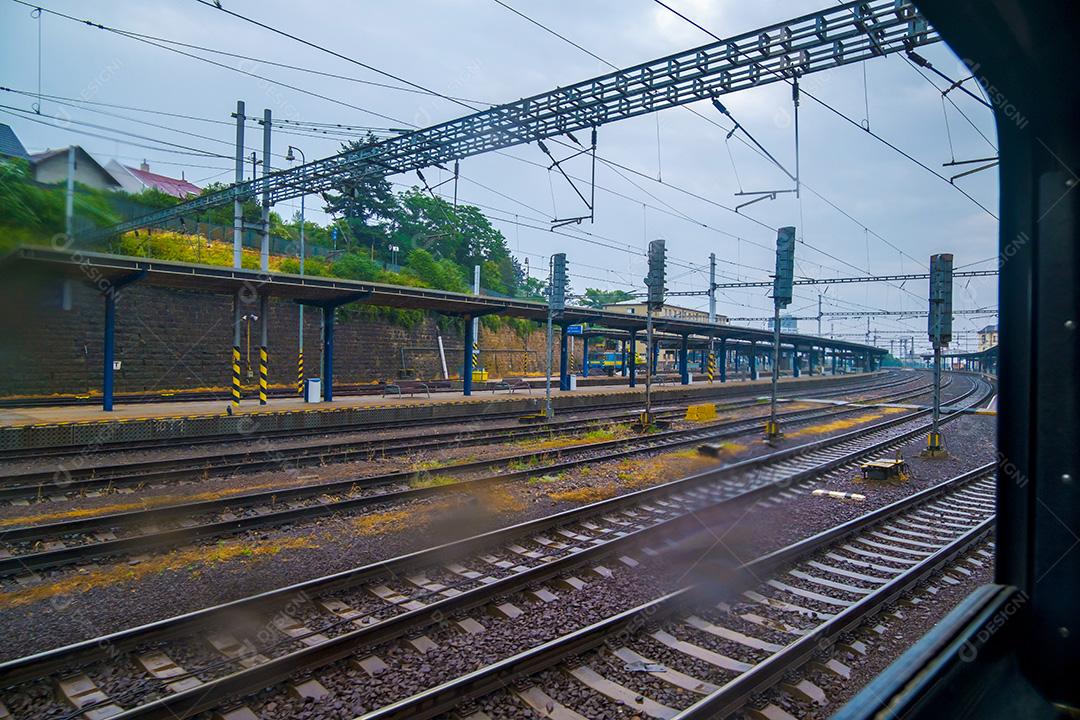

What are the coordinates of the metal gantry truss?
(85, 0, 938, 241)
(725, 307, 998, 321)
(664, 269, 997, 295)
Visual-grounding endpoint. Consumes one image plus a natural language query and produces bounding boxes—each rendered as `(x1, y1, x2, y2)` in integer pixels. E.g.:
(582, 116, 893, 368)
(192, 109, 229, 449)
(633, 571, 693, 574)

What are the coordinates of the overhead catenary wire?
(492, 0, 933, 294)
(649, 0, 998, 221)
(12, 0, 965, 338)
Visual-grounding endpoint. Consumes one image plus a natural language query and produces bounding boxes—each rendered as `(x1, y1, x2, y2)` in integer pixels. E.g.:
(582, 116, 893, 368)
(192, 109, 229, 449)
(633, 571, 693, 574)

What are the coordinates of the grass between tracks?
(784, 406, 908, 439)
(0, 479, 325, 528)
(546, 446, 745, 504)
(0, 536, 318, 609)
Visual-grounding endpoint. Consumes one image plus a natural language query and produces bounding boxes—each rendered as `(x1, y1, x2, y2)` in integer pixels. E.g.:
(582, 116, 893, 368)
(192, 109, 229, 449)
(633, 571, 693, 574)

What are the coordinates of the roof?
(28, 148, 69, 164)
(0, 246, 888, 356)
(122, 165, 202, 198)
(28, 146, 120, 187)
(979, 324, 998, 333)
(0, 124, 28, 161)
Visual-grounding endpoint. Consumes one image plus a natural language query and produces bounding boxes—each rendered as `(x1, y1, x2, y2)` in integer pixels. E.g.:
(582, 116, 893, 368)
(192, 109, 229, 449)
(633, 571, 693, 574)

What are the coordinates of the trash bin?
(305, 378, 322, 403)
(568, 375, 577, 391)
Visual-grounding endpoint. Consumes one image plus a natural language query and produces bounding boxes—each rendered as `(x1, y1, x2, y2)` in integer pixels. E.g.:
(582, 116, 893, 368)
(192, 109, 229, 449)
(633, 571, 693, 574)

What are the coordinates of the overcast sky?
(0, 0, 1001, 352)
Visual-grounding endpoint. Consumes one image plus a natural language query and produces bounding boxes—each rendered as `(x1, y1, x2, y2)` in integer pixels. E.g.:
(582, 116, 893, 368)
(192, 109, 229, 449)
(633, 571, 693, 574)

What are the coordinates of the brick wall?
(0, 276, 548, 397)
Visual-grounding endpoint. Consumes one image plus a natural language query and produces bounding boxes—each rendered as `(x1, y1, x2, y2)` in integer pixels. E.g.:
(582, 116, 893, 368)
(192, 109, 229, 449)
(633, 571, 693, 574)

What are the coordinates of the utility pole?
(285, 145, 306, 394)
(708, 252, 717, 383)
(260, 108, 271, 273)
(64, 146, 75, 238)
(817, 294, 823, 337)
(766, 226, 795, 442)
(232, 100, 245, 269)
(473, 264, 481, 375)
(924, 253, 953, 457)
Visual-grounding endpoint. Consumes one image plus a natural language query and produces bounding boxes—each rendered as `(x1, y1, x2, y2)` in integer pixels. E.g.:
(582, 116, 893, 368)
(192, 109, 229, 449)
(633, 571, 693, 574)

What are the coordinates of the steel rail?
(344, 464, 999, 720)
(3, 379, 992, 719)
(0, 379, 990, 697)
(0, 371, 903, 463)
(0, 377, 955, 575)
(0, 372, 926, 495)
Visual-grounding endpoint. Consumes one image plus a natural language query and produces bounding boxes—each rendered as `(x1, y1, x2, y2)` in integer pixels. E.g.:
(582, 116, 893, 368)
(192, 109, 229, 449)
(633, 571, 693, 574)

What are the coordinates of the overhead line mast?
(84, 0, 938, 241)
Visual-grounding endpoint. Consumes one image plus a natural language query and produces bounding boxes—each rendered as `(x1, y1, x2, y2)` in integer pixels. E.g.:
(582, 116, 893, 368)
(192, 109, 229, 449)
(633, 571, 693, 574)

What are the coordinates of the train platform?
(0, 372, 876, 454)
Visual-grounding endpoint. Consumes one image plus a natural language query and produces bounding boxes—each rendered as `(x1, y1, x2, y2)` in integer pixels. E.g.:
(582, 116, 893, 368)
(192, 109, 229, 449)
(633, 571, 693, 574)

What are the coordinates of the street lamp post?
(285, 146, 306, 395)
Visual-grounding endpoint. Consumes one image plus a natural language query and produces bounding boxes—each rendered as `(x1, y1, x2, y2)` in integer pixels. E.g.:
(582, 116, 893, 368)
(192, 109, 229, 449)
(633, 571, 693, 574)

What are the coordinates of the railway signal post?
(766, 226, 795, 442)
(545, 253, 568, 420)
(640, 239, 666, 429)
(924, 253, 953, 457)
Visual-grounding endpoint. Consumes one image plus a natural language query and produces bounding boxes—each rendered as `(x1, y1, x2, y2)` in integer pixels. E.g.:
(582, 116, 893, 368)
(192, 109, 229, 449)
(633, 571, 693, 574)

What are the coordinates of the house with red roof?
(106, 159, 202, 199)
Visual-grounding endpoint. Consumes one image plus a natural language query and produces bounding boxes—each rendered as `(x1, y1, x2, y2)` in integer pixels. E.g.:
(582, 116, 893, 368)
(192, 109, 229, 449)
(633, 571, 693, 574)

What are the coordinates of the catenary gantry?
(84, 0, 939, 241)
(1, 246, 887, 409)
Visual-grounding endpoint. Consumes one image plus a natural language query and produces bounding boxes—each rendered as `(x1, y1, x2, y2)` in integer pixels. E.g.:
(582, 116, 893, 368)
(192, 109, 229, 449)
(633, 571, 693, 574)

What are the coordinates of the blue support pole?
(581, 335, 590, 378)
(559, 326, 569, 390)
(679, 334, 690, 385)
(620, 339, 628, 377)
(103, 291, 116, 412)
(749, 342, 758, 380)
(831, 350, 837, 374)
(463, 315, 474, 396)
(323, 305, 335, 402)
(628, 331, 637, 387)
(718, 337, 727, 382)
(652, 340, 659, 374)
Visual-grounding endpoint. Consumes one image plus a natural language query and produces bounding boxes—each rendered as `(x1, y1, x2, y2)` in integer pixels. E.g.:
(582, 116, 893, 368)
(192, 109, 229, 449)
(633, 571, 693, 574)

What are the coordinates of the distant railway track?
(0, 375, 964, 576)
(0, 378, 993, 720)
(0, 372, 928, 498)
(0, 371, 911, 462)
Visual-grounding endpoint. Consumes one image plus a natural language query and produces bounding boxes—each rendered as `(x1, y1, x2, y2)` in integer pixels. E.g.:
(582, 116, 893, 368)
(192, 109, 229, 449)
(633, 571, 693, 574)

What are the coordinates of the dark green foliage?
(581, 287, 636, 308)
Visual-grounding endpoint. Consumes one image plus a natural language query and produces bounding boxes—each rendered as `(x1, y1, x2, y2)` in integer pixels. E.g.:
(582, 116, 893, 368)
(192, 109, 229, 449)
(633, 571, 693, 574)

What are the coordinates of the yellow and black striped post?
(472, 341, 480, 374)
(231, 345, 242, 407)
(259, 346, 268, 405)
(297, 351, 304, 395)
(707, 352, 716, 383)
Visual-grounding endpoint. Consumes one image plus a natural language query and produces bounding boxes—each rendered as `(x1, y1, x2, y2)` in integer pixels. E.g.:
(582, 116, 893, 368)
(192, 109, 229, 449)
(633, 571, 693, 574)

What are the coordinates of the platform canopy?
(1, 245, 886, 356)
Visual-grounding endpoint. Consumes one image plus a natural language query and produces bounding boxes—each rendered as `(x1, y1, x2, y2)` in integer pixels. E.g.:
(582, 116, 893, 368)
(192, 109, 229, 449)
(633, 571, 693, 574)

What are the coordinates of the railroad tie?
(54, 674, 123, 718)
(564, 665, 677, 719)
(205, 632, 269, 669)
(135, 651, 202, 693)
(514, 686, 588, 720)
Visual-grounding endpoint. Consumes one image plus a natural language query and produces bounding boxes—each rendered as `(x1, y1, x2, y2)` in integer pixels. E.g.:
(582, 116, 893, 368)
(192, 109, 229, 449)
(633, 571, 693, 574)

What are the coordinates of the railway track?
(0, 371, 911, 463)
(0, 372, 922, 489)
(0, 378, 993, 719)
(0, 376, 966, 576)
(368, 463, 996, 720)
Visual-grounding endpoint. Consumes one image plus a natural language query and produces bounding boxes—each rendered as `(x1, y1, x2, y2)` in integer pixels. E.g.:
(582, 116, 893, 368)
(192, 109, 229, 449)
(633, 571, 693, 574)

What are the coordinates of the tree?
(515, 275, 548, 302)
(321, 134, 399, 254)
(404, 247, 469, 293)
(581, 288, 636, 308)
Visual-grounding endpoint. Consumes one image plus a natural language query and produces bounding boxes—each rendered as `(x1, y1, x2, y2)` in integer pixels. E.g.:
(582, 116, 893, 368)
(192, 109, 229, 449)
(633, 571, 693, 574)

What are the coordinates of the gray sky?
(0, 0, 1000, 352)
